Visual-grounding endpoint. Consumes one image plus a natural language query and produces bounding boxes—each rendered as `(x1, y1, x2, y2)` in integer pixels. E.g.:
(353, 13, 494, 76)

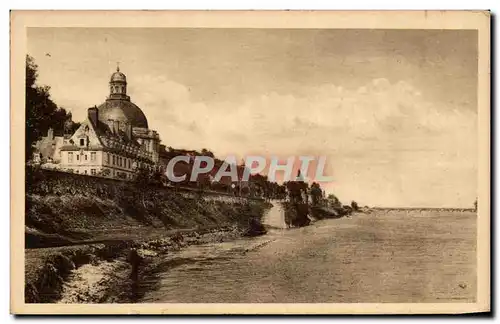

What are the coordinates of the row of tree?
(132, 157, 363, 210)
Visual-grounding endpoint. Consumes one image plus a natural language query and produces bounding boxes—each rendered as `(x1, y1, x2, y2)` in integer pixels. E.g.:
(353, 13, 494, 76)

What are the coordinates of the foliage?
(25, 55, 80, 161)
(284, 171, 309, 204)
(200, 148, 215, 158)
(133, 167, 164, 188)
(327, 193, 342, 208)
(25, 164, 46, 188)
(310, 182, 323, 206)
(99, 168, 111, 177)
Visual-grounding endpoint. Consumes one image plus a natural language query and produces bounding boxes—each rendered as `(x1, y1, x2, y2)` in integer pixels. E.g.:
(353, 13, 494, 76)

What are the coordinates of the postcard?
(10, 10, 490, 315)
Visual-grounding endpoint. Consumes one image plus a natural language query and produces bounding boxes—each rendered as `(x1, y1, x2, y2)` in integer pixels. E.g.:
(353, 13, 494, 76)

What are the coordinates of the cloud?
(130, 76, 476, 207)
(49, 71, 475, 207)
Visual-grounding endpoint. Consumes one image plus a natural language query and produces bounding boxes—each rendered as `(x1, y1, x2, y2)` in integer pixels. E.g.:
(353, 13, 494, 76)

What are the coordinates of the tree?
(310, 182, 323, 206)
(25, 55, 79, 162)
(285, 180, 308, 204)
(132, 166, 161, 208)
(327, 193, 341, 208)
(200, 148, 215, 158)
(351, 200, 359, 212)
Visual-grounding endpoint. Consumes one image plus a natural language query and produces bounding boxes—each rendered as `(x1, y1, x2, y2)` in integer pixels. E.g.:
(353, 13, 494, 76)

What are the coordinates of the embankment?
(25, 169, 270, 303)
(281, 202, 349, 227)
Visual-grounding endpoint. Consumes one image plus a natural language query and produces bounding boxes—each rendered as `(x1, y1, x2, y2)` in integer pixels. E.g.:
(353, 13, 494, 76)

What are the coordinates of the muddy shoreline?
(27, 225, 260, 303)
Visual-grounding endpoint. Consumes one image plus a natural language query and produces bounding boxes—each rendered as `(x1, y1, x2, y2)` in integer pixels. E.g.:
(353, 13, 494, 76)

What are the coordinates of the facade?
(59, 67, 162, 179)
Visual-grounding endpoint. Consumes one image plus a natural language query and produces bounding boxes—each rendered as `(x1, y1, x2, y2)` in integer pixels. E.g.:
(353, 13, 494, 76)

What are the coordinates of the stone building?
(33, 128, 68, 164)
(59, 67, 162, 179)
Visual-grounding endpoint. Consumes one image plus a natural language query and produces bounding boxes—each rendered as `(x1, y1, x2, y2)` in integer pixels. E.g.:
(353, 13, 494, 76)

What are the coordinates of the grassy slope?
(26, 189, 268, 245)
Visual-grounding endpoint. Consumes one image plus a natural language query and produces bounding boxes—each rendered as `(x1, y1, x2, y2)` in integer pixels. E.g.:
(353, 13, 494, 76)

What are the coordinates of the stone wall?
(26, 169, 263, 203)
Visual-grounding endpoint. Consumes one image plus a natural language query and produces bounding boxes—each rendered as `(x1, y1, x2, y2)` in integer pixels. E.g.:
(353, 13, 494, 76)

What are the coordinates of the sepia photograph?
(10, 10, 490, 314)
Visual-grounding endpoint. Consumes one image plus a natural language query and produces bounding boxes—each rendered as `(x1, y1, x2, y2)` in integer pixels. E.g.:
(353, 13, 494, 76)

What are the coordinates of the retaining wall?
(26, 169, 263, 203)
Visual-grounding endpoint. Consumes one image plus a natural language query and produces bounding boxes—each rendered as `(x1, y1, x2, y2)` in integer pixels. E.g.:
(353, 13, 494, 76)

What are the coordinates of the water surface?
(140, 210, 476, 303)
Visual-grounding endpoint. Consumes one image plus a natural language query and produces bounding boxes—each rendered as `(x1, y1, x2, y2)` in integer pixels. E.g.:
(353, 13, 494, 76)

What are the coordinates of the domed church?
(59, 66, 162, 179)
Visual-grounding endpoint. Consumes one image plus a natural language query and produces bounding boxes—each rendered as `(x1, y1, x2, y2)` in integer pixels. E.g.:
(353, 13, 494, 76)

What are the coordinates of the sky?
(27, 28, 478, 207)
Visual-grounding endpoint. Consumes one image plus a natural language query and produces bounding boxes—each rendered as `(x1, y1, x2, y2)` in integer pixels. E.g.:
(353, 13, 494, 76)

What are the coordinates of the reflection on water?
(140, 211, 476, 303)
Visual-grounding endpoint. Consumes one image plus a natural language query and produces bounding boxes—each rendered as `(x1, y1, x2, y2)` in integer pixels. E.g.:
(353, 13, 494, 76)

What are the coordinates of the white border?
(3, 1, 497, 323)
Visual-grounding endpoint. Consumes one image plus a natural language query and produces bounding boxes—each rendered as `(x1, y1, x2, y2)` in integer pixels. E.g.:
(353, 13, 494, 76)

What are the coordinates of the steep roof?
(60, 117, 154, 162)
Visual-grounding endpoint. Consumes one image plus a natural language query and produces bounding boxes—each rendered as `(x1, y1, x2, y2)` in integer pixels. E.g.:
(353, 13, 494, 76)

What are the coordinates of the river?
(139, 206, 476, 303)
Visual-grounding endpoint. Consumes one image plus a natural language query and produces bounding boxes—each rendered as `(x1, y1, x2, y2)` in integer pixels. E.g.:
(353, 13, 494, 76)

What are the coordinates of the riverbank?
(26, 200, 352, 303)
(26, 225, 260, 303)
(25, 186, 270, 303)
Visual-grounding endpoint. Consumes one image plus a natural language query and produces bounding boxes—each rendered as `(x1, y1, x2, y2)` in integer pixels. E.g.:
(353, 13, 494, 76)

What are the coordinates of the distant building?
(33, 128, 71, 165)
(58, 66, 163, 179)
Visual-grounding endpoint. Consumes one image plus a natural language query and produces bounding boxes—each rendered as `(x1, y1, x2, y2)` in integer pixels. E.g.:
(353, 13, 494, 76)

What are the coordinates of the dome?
(97, 99, 148, 128)
(110, 70, 126, 83)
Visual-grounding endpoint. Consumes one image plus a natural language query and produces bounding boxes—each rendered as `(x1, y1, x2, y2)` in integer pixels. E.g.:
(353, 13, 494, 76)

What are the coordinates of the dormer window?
(80, 138, 85, 146)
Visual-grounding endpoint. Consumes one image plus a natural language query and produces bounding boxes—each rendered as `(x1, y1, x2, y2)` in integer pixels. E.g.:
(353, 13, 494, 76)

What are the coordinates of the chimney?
(88, 106, 99, 127)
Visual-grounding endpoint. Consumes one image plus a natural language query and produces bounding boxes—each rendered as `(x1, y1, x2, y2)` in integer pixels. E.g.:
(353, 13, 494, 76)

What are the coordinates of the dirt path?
(261, 200, 287, 229)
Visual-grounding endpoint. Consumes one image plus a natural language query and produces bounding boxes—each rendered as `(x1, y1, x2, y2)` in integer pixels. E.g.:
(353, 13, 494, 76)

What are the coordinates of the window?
(84, 170, 87, 175)
(80, 138, 85, 146)
(85, 154, 88, 161)
(68, 152, 73, 163)
(128, 159, 131, 169)
(106, 153, 110, 164)
(76, 155, 79, 161)
(112, 155, 115, 165)
(91, 152, 96, 161)
(91, 169, 96, 175)
(119, 157, 122, 167)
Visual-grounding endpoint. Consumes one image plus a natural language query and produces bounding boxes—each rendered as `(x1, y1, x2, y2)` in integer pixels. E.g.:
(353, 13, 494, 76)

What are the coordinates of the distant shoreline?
(371, 207, 475, 212)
